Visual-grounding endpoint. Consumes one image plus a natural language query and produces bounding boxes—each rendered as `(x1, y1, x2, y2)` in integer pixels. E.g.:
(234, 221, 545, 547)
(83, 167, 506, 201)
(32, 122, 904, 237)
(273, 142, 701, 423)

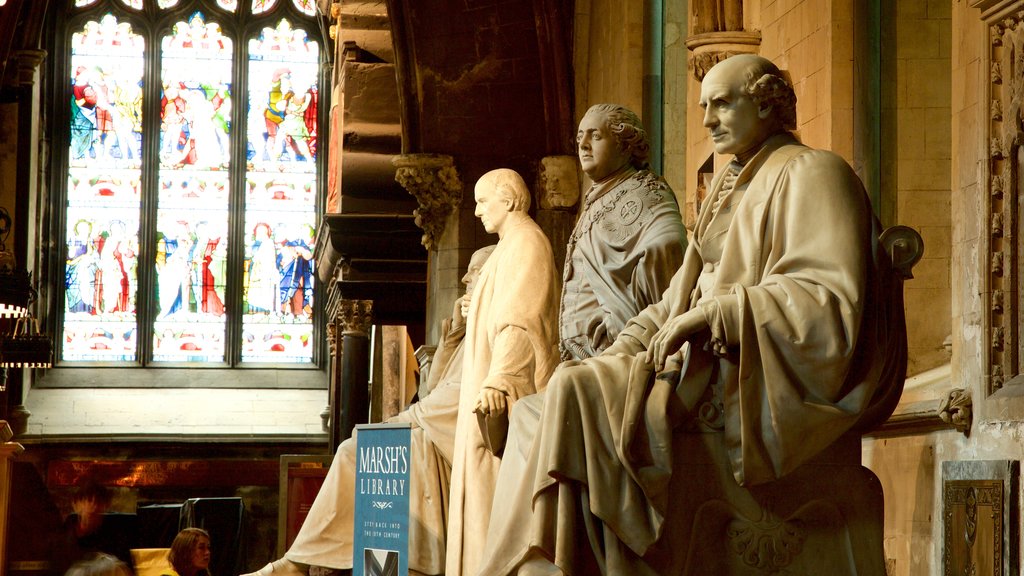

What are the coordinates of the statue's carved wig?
(584, 104, 651, 170)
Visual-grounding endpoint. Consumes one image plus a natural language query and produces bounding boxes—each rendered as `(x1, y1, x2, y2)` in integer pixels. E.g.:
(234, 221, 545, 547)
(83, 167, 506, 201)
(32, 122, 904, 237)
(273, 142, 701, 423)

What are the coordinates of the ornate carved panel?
(984, 6, 1024, 394)
(942, 460, 1019, 576)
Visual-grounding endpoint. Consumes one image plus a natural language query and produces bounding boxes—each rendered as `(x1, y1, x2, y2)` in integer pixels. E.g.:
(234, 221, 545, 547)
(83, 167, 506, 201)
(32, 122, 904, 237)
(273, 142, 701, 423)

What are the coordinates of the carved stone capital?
(325, 320, 338, 355)
(938, 388, 972, 437)
(11, 49, 47, 87)
(337, 299, 373, 337)
(685, 31, 761, 81)
(392, 154, 463, 251)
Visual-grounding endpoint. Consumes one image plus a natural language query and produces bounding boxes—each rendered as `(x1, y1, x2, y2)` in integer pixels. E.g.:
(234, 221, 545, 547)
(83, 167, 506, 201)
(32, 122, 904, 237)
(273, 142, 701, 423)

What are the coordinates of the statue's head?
(538, 155, 580, 209)
(578, 104, 650, 181)
(700, 54, 797, 158)
(474, 168, 530, 235)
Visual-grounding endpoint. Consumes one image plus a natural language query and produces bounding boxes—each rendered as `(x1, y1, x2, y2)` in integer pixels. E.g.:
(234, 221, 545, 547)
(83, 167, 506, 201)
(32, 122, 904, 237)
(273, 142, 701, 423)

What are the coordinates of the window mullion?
(224, 21, 247, 367)
(136, 21, 164, 366)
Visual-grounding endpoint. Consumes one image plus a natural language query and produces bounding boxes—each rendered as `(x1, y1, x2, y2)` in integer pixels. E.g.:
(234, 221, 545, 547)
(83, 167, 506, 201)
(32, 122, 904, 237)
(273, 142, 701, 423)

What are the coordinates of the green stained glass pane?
(243, 19, 318, 364)
(64, 15, 144, 363)
(153, 13, 232, 364)
(251, 0, 276, 14)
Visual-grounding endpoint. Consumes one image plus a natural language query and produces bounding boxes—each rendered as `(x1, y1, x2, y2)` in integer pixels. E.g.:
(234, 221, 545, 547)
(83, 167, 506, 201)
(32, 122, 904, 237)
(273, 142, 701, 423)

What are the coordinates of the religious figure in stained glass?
(246, 222, 280, 315)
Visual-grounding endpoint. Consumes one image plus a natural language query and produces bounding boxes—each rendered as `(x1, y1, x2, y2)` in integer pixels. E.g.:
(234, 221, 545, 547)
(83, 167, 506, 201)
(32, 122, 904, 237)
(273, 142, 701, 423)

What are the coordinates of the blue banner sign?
(353, 423, 411, 576)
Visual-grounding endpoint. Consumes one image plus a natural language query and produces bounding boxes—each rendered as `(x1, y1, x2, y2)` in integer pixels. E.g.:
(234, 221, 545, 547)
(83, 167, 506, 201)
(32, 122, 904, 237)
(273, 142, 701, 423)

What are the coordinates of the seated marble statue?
(446, 168, 561, 576)
(244, 245, 494, 576)
(476, 53, 907, 575)
(560, 103, 686, 361)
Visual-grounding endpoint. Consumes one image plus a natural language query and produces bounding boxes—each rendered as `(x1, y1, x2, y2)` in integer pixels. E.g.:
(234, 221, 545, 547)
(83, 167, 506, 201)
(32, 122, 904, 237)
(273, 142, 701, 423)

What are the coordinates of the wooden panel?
(942, 460, 1019, 576)
(47, 459, 280, 488)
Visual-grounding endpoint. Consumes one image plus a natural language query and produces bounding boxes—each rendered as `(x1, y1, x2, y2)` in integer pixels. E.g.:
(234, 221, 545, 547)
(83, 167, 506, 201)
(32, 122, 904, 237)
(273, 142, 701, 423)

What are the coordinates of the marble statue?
(243, 245, 495, 576)
(476, 53, 907, 575)
(536, 155, 579, 210)
(559, 103, 686, 360)
(445, 168, 560, 576)
(480, 104, 688, 573)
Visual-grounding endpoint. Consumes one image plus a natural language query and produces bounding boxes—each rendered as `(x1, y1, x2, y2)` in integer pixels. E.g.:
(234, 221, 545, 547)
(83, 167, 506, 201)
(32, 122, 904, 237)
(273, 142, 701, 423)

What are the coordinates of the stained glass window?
(61, 0, 322, 368)
(251, 0, 276, 15)
(292, 0, 315, 16)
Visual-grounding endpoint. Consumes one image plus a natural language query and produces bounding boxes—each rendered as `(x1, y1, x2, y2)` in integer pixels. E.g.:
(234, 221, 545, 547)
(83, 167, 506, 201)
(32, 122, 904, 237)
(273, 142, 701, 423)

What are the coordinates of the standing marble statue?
(477, 53, 907, 575)
(243, 245, 495, 576)
(445, 169, 560, 576)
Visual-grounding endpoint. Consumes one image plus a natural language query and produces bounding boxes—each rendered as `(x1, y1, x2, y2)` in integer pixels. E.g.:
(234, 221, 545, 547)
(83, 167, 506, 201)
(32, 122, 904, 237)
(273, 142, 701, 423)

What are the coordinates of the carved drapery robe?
(559, 166, 686, 360)
(446, 218, 560, 576)
(477, 133, 907, 575)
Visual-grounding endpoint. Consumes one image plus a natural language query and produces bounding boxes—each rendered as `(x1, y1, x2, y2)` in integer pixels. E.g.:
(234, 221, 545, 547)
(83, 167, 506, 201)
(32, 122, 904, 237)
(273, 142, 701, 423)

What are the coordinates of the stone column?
(4, 49, 46, 436)
(685, 0, 760, 82)
(330, 299, 373, 452)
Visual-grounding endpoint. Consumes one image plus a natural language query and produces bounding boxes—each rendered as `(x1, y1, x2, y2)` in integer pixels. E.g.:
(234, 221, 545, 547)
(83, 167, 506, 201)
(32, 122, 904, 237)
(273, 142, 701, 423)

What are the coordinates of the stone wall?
(862, 2, 1024, 576)
(884, 0, 953, 377)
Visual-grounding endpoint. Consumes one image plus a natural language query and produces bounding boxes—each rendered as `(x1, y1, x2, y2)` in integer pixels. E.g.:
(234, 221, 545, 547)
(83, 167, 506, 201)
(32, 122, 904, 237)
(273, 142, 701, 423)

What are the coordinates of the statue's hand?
(475, 387, 508, 416)
(645, 309, 709, 371)
(450, 296, 467, 331)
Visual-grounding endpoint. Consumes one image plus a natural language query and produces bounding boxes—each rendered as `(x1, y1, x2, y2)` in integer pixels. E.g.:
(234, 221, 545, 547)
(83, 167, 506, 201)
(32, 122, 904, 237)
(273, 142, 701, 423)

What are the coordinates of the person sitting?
(165, 528, 212, 576)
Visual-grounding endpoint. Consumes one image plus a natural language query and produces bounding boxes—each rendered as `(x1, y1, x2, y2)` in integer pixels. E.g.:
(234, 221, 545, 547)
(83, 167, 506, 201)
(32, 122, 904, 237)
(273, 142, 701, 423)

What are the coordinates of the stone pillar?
(330, 299, 373, 452)
(4, 49, 46, 436)
(392, 153, 463, 252)
(685, 0, 760, 82)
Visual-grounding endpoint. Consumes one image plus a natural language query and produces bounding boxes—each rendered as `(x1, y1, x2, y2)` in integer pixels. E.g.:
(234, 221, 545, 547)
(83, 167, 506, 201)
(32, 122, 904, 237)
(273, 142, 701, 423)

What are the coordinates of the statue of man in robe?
(477, 53, 907, 576)
(445, 168, 561, 576)
(243, 245, 495, 576)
